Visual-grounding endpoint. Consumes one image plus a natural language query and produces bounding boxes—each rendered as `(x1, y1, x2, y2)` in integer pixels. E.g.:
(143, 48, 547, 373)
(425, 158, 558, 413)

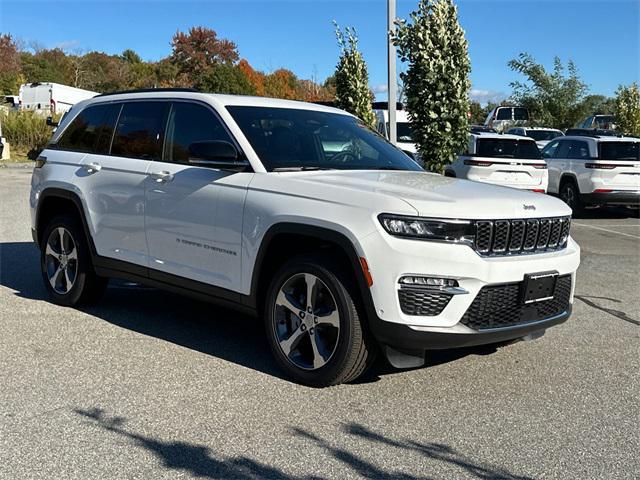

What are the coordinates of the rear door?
(75, 100, 169, 267)
(567, 140, 593, 192)
(144, 100, 252, 293)
(541, 139, 563, 193)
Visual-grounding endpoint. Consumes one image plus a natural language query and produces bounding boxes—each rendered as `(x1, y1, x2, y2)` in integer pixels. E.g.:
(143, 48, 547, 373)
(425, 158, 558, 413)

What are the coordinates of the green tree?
(392, 0, 471, 173)
(508, 53, 588, 129)
(468, 101, 484, 125)
(196, 63, 255, 95)
(333, 23, 375, 128)
(579, 94, 616, 117)
(614, 83, 640, 137)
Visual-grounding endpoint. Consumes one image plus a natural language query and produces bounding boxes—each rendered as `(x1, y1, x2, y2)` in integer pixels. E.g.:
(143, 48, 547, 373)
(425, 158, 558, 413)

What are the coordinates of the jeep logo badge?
(523, 204, 536, 211)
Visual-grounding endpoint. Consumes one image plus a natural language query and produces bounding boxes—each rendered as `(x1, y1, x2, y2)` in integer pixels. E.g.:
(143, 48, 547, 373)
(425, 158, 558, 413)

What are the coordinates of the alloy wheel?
(273, 273, 341, 370)
(44, 227, 78, 294)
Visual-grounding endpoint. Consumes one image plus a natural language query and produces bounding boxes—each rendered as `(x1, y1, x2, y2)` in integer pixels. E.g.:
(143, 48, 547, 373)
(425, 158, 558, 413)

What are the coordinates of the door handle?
(150, 171, 174, 183)
(83, 162, 102, 174)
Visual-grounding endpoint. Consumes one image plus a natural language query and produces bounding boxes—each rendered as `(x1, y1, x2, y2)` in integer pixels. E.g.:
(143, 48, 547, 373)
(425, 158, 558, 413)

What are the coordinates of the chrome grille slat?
(474, 216, 571, 257)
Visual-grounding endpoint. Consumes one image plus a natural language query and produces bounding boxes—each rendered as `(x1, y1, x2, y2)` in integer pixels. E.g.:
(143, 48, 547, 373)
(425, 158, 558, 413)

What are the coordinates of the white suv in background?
(30, 90, 580, 386)
(542, 134, 640, 212)
(506, 127, 564, 150)
(445, 133, 548, 192)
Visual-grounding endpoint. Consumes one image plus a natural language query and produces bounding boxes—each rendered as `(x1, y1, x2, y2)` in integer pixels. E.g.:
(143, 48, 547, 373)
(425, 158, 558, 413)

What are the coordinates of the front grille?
(460, 275, 572, 330)
(474, 216, 570, 256)
(399, 288, 452, 316)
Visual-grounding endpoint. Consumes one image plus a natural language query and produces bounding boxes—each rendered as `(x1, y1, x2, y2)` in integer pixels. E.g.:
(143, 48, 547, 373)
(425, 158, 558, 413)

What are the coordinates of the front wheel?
(264, 255, 376, 387)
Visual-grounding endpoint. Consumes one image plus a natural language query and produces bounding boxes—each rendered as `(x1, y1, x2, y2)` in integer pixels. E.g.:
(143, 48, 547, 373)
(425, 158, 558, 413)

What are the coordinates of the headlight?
(378, 214, 475, 244)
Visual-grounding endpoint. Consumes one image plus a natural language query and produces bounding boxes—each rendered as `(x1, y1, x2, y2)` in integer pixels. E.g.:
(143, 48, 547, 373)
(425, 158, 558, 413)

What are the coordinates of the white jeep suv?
(445, 133, 549, 192)
(542, 134, 640, 212)
(30, 90, 580, 386)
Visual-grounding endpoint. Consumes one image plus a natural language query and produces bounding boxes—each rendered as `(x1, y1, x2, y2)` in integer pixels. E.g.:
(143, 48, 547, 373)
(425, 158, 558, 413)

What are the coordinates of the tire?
(444, 170, 456, 178)
(264, 254, 377, 387)
(559, 180, 583, 215)
(40, 214, 108, 306)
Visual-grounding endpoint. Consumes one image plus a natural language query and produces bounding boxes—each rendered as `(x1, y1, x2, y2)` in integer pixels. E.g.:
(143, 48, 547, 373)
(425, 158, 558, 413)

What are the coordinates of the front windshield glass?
(227, 106, 422, 172)
(527, 130, 563, 141)
(476, 138, 541, 159)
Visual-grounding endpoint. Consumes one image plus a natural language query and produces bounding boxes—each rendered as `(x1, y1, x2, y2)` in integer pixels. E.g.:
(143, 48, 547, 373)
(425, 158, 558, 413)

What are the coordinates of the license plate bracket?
(522, 271, 558, 304)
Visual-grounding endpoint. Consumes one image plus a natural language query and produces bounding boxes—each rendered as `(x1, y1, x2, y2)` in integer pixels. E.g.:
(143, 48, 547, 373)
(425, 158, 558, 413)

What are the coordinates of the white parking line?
(572, 222, 640, 239)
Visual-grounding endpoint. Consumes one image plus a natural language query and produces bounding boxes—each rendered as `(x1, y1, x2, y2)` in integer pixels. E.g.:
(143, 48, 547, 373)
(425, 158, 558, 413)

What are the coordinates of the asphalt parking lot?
(1, 165, 638, 480)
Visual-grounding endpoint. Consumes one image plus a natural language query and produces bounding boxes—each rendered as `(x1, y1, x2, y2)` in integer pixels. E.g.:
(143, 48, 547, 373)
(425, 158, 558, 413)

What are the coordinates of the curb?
(0, 162, 35, 169)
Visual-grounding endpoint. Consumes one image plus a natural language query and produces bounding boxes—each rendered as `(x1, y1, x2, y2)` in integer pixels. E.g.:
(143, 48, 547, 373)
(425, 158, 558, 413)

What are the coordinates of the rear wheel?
(264, 254, 376, 387)
(560, 180, 583, 215)
(40, 215, 107, 306)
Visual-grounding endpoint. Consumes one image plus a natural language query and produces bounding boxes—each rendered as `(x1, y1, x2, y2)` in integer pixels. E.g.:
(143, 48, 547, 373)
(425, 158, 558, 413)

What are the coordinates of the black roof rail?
(96, 87, 199, 97)
(565, 128, 622, 138)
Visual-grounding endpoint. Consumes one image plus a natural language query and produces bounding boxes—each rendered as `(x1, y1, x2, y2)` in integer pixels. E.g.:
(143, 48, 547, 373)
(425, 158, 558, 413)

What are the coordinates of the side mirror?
(46, 117, 59, 127)
(188, 140, 247, 170)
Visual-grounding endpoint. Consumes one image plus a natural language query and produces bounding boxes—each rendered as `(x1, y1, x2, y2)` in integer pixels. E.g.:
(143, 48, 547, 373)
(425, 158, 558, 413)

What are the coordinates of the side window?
(555, 140, 571, 159)
(164, 102, 234, 163)
(111, 102, 169, 160)
(56, 104, 116, 153)
(541, 139, 560, 159)
(568, 140, 590, 159)
(496, 108, 512, 120)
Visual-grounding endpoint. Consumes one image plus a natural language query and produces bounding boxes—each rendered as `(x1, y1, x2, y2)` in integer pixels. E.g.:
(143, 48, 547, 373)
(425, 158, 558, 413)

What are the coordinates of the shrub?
(615, 83, 640, 137)
(1, 110, 56, 154)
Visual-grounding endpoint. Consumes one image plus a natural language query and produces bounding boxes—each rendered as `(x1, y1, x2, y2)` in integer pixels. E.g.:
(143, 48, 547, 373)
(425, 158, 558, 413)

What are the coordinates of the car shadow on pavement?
(572, 205, 640, 220)
(1, 241, 501, 385)
(74, 407, 533, 479)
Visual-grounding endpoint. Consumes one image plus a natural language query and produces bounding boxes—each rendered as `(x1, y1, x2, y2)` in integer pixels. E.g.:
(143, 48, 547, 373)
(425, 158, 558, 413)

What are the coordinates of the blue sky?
(1, 0, 638, 103)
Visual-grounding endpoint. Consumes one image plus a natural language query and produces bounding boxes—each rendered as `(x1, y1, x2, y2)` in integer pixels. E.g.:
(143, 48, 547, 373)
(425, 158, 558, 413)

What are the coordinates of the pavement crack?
(575, 295, 640, 326)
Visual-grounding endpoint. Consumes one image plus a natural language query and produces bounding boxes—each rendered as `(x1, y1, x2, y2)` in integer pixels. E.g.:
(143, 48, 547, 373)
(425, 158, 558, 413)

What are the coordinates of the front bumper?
(370, 307, 571, 351)
(582, 190, 640, 206)
(359, 225, 580, 352)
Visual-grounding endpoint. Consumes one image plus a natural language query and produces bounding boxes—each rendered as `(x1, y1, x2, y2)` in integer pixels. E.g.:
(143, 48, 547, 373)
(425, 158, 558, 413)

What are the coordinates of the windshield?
(527, 130, 563, 141)
(476, 138, 541, 159)
(599, 142, 640, 161)
(227, 106, 422, 172)
(387, 122, 413, 143)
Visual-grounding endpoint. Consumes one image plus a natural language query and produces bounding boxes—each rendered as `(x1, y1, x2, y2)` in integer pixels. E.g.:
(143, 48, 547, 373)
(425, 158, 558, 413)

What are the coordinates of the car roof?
(521, 127, 563, 132)
(81, 91, 352, 116)
(471, 133, 535, 141)
(561, 135, 640, 143)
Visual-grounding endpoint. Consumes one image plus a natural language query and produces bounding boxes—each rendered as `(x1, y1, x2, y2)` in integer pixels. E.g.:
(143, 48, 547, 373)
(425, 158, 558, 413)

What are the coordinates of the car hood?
(287, 170, 571, 219)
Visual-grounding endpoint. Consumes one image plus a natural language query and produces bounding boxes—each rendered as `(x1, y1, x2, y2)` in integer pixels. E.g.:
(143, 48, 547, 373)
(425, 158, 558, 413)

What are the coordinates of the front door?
(144, 101, 252, 293)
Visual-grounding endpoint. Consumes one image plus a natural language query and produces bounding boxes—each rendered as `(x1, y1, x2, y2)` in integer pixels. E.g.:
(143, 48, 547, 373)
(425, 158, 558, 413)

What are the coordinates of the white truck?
(373, 105, 421, 164)
(19, 83, 98, 115)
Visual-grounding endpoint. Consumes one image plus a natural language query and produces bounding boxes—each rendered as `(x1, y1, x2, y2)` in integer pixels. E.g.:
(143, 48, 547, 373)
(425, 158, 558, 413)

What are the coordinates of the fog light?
(399, 276, 459, 287)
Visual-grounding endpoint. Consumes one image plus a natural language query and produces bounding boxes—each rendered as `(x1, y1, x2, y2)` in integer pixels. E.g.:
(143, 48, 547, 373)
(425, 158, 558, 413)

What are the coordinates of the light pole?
(387, 0, 397, 145)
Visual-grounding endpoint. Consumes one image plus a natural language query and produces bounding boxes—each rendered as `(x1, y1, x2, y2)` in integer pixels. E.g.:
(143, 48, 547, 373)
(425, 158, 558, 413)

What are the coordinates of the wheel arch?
(36, 188, 95, 252)
(248, 223, 376, 319)
(559, 173, 580, 191)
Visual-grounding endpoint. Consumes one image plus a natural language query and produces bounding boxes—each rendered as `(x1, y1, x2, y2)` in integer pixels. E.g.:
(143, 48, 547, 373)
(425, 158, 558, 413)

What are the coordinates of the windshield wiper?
(273, 166, 335, 172)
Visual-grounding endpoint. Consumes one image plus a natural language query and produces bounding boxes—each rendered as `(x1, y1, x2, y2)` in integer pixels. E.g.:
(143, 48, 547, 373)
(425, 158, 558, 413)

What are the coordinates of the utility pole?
(387, 0, 397, 145)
